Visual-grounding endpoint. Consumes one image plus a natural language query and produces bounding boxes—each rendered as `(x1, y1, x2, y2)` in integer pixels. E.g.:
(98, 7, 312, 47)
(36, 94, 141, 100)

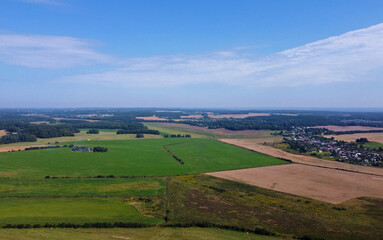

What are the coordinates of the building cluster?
(281, 127, 383, 167)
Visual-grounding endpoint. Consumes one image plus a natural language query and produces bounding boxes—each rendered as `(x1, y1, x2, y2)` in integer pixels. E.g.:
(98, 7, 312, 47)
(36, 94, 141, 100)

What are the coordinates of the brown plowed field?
(207, 164, 383, 203)
(328, 132, 383, 144)
(311, 125, 383, 132)
(219, 139, 383, 176)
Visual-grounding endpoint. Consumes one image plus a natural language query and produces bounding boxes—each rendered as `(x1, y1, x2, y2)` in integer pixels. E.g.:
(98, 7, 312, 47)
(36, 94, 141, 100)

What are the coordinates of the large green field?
(0, 178, 164, 197)
(0, 138, 287, 178)
(0, 198, 161, 225)
(0, 227, 287, 240)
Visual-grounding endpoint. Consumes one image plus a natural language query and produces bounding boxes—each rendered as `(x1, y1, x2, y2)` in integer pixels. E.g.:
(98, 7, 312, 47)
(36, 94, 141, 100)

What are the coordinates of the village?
(280, 127, 383, 167)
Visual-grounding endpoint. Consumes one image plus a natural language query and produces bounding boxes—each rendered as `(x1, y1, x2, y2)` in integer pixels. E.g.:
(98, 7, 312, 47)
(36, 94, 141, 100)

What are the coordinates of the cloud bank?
(1, 23, 383, 87)
(61, 23, 383, 87)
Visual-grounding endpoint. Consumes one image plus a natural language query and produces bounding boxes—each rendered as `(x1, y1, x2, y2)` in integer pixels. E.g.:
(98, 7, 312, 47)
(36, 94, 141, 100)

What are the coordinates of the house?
(72, 146, 91, 152)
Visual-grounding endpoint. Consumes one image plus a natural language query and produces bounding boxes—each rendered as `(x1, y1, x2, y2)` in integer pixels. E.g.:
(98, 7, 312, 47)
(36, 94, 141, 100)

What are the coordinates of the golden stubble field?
(328, 132, 383, 144)
(209, 139, 383, 203)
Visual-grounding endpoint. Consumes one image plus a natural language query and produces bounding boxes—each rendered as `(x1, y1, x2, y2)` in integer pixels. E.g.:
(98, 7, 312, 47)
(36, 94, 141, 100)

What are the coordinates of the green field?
(0, 138, 287, 178)
(0, 198, 161, 226)
(363, 141, 383, 149)
(0, 178, 164, 197)
(0, 228, 287, 240)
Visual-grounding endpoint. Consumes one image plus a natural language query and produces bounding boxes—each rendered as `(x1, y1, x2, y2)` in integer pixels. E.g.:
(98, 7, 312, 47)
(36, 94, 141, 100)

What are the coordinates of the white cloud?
(20, 0, 64, 6)
(0, 34, 114, 68)
(3, 23, 383, 87)
(60, 23, 383, 87)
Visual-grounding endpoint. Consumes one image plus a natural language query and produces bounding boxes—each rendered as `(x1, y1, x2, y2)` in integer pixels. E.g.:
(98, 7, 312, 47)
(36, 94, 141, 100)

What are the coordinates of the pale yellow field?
(208, 164, 383, 203)
(328, 132, 383, 144)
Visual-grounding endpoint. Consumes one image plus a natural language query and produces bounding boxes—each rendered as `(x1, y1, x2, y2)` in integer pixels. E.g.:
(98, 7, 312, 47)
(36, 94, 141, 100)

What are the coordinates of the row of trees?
(93, 146, 108, 152)
(86, 129, 99, 134)
(164, 134, 191, 138)
(0, 133, 37, 144)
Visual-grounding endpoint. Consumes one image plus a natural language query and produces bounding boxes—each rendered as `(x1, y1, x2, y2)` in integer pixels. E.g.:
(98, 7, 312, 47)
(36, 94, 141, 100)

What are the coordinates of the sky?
(1, 0, 383, 108)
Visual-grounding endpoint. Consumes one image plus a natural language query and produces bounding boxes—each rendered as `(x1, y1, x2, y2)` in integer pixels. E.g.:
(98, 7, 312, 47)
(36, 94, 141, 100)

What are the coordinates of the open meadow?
(0, 178, 164, 197)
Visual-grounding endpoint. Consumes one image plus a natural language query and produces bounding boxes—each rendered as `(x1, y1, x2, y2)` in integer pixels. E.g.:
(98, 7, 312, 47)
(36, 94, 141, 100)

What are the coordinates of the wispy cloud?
(60, 23, 383, 87)
(0, 34, 114, 68)
(2, 23, 383, 87)
(20, 0, 64, 6)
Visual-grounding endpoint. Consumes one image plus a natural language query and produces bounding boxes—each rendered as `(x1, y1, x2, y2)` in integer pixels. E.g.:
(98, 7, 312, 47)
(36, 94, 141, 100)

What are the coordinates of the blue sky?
(1, 0, 383, 108)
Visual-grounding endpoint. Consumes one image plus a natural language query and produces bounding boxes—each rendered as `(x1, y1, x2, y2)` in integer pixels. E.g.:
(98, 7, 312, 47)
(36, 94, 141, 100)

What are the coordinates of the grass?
(0, 138, 287, 178)
(0, 178, 164, 197)
(144, 123, 209, 138)
(0, 227, 287, 240)
(363, 141, 383, 149)
(165, 174, 383, 240)
(0, 198, 161, 226)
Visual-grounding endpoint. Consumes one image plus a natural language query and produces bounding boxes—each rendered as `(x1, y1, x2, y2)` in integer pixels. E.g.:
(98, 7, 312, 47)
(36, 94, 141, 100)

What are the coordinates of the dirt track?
(219, 139, 383, 177)
(207, 164, 383, 203)
(0, 145, 50, 153)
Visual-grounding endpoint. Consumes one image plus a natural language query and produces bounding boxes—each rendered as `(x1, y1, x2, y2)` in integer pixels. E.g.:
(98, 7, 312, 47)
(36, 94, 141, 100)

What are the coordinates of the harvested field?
(0, 145, 50, 153)
(136, 115, 168, 121)
(0, 130, 6, 137)
(208, 113, 270, 119)
(207, 164, 383, 203)
(145, 122, 281, 140)
(219, 139, 383, 177)
(328, 132, 383, 144)
(180, 114, 203, 119)
(311, 125, 383, 132)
